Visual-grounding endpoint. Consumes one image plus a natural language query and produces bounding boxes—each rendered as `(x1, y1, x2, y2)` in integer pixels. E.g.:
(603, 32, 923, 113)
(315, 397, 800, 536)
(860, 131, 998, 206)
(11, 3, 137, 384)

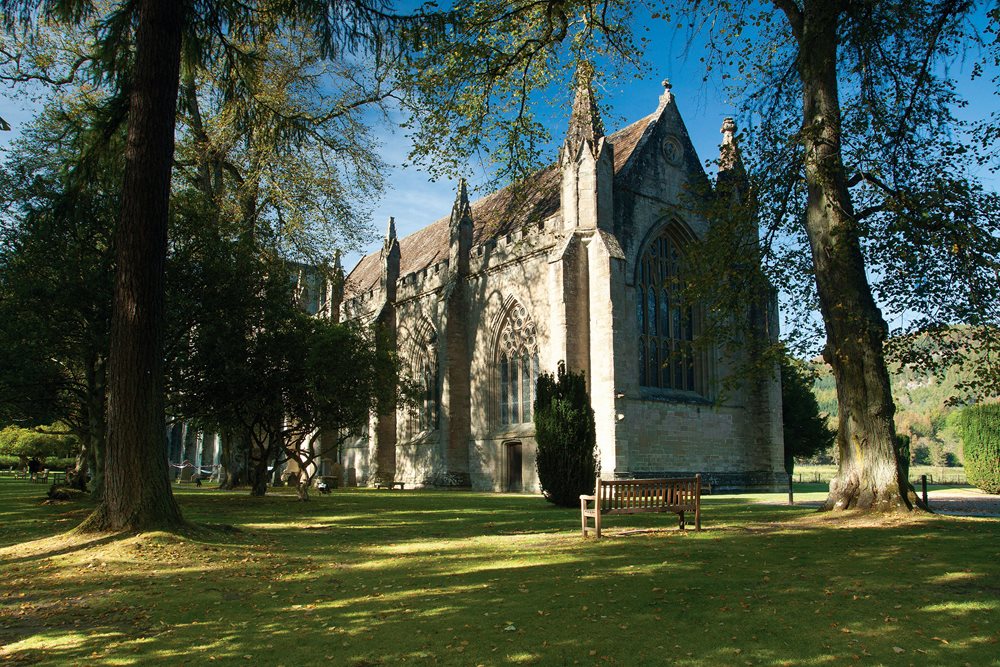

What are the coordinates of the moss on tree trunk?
(791, 1, 916, 512)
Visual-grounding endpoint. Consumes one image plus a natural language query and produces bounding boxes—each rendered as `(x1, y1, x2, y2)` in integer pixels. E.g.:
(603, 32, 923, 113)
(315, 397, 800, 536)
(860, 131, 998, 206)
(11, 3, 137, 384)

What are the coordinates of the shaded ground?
(1, 481, 999, 666)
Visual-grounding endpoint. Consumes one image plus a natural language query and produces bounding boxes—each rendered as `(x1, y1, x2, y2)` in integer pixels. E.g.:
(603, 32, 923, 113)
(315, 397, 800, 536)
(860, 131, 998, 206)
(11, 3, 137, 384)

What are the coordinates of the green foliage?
(533, 362, 598, 507)
(170, 250, 402, 496)
(958, 404, 1000, 494)
(780, 355, 836, 474)
(811, 336, 981, 467)
(0, 425, 78, 459)
(401, 0, 641, 185)
(0, 98, 116, 440)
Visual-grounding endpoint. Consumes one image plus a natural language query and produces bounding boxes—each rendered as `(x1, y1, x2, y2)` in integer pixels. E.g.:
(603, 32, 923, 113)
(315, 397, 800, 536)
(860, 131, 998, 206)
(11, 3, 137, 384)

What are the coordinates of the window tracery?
(637, 226, 706, 394)
(497, 302, 539, 426)
(404, 323, 439, 435)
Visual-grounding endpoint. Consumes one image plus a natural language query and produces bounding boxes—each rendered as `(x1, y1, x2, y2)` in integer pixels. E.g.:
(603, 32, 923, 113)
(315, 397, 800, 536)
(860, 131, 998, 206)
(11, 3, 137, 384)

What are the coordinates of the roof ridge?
(344, 112, 660, 299)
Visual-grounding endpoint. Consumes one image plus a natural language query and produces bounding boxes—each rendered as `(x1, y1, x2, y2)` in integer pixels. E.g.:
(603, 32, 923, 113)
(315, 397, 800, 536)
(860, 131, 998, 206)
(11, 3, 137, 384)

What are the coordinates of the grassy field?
(1, 480, 998, 666)
(792, 465, 968, 486)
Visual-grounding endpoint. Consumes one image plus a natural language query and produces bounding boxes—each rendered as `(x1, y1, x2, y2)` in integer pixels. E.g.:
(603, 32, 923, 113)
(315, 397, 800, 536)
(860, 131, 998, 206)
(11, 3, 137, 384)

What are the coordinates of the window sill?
(490, 422, 536, 439)
(637, 388, 713, 406)
(401, 429, 440, 445)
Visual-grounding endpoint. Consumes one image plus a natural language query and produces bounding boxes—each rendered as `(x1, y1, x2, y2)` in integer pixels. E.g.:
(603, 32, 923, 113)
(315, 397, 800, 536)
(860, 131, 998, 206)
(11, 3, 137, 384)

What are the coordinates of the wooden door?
(506, 442, 522, 492)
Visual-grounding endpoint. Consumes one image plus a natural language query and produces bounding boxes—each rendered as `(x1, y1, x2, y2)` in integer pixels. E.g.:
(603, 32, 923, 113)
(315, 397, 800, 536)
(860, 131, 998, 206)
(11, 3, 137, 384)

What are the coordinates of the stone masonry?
(335, 74, 787, 493)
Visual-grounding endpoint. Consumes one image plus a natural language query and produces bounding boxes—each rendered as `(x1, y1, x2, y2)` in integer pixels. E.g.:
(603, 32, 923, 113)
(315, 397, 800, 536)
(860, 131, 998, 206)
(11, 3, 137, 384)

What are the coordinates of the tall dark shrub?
(958, 404, 1000, 494)
(534, 362, 598, 507)
(779, 355, 836, 474)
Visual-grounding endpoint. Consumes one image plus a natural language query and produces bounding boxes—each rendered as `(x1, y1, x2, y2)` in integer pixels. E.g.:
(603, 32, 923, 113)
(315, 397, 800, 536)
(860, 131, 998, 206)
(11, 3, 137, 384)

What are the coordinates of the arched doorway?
(505, 442, 523, 492)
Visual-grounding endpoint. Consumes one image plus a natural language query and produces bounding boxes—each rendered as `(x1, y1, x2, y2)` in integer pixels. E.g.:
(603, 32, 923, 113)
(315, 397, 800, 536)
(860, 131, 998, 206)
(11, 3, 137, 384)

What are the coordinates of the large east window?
(637, 226, 706, 394)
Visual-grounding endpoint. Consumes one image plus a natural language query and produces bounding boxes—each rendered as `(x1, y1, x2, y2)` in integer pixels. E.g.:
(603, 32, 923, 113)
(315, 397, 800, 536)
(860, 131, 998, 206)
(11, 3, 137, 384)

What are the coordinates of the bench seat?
(580, 475, 702, 538)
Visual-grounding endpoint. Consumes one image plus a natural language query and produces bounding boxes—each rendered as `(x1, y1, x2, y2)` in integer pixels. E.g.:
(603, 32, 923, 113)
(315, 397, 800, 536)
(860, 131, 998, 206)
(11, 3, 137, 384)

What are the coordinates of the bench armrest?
(579, 494, 595, 501)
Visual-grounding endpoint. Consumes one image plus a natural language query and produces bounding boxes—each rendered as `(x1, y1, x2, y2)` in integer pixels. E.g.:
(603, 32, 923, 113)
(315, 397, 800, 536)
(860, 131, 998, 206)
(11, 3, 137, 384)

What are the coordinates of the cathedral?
(333, 77, 786, 493)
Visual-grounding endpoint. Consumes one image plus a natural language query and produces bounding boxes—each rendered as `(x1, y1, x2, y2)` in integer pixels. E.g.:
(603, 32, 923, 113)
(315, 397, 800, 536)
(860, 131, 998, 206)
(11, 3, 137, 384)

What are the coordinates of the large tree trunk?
(81, 355, 107, 496)
(80, 0, 186, 532)
(247, 436, 272, 497)
(219, 431, 248, 489)
(791, 2, 912, 512)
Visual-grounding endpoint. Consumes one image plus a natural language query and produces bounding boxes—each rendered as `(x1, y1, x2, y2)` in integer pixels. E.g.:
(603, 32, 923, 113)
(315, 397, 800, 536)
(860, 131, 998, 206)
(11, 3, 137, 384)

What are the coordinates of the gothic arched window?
(497, 303, 539, 426)
(637, 226, 707, 394)
(419, 357, 439, 431)
(405, 324, 439, 435)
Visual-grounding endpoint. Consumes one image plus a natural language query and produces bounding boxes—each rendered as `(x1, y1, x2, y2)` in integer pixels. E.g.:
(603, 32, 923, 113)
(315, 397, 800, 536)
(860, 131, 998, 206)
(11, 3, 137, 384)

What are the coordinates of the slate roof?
(344, 112, 657, 298)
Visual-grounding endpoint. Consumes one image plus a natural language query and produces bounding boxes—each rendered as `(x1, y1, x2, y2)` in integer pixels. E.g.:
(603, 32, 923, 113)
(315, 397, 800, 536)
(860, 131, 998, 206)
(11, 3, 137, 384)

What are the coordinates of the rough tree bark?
(219, 432, 248, 489)
(781, 0, 913, 511)
(79, 0, 186, 531)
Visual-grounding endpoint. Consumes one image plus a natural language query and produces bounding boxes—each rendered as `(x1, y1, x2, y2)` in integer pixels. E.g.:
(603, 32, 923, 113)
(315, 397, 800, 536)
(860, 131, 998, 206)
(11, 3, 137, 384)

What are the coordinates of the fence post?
(921, 474, 928, 508)
(788, 473, 794, 506)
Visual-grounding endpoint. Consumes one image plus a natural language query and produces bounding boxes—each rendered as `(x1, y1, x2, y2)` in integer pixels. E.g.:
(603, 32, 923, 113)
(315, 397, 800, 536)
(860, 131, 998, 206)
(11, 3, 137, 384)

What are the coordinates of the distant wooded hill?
(811, 358, 970, 467)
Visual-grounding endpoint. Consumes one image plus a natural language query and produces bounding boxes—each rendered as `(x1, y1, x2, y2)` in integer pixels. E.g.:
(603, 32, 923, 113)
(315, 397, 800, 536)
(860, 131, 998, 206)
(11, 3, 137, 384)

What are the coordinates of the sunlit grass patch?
(1, 479, 999, 666)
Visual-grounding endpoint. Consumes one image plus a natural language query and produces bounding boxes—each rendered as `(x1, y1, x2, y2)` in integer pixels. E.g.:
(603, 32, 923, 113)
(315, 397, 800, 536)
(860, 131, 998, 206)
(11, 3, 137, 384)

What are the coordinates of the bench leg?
(595, 511, 601, 539)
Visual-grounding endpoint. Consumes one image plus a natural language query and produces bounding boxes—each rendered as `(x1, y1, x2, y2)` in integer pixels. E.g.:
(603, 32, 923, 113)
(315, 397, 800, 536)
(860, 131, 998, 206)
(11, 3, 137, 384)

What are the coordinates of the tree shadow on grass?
(1, 482, 999, 666)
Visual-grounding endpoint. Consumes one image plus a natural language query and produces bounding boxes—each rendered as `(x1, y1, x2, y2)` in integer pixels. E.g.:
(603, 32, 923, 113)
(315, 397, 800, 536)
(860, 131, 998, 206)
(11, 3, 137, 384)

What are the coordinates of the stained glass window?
(637, 227, 706, 394)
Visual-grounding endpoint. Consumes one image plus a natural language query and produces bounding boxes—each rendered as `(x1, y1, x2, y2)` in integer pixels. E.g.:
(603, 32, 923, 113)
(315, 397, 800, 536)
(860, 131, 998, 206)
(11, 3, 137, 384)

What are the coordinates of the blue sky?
(2, 5, 996, 286)
(357, 48, 754, 269)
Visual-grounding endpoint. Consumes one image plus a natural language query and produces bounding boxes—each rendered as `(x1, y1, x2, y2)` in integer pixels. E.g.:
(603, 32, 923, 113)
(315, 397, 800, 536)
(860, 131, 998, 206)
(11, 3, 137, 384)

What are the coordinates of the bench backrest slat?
(595, 476, 700, 514)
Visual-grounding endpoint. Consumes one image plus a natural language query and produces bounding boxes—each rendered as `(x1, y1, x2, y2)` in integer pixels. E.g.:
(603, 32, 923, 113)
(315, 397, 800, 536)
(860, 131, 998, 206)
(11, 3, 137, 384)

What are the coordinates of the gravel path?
(924, 488, 1000, 517)
(764, 487, 1000, 517)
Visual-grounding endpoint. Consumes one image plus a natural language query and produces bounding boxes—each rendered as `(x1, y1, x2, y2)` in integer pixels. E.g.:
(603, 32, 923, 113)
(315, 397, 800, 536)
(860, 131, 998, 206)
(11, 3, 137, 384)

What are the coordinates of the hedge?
(958, 404, 1000, 495)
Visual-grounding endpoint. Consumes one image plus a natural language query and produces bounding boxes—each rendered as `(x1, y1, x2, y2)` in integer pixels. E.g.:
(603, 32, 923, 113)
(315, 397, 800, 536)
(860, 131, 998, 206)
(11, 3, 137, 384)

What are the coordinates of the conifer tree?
(534, 362, 598, 507)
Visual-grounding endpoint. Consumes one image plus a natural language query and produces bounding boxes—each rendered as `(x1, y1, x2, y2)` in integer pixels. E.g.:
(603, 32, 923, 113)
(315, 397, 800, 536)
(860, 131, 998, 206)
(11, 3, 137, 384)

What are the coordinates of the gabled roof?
(345, 112, 657, 298)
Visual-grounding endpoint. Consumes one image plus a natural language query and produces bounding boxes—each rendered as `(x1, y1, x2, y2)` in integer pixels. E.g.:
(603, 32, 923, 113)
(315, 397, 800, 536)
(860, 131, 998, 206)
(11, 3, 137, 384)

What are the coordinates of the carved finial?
(456, 178, 469, 208)
(718, 117, 744, 177)
(565, 61, 604, 149)
(721, 117, 737, 138)
(657, 76, 674, 112)
(333, 249, 343, 271)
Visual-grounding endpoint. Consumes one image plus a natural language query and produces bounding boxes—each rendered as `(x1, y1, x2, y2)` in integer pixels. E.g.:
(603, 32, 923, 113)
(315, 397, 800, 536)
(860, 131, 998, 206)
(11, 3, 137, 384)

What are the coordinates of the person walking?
(28, 457, 42, 483)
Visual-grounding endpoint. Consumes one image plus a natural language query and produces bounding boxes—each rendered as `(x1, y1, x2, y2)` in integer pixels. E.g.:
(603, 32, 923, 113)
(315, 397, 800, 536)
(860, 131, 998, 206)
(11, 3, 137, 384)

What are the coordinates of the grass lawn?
(1, 481, 998, 666)
(793, 465, 968, 486)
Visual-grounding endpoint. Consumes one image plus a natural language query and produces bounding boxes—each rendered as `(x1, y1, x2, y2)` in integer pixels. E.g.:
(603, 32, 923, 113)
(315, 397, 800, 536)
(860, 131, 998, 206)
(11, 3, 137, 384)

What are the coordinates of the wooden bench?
(580, 475, 702, 538)
(375, 481, 405, 490)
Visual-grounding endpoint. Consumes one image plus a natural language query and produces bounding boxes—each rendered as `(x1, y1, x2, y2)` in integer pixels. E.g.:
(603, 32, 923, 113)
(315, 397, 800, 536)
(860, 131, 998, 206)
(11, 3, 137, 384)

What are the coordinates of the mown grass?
(794, 464, 968, 486)
(1, 480, 998, 666)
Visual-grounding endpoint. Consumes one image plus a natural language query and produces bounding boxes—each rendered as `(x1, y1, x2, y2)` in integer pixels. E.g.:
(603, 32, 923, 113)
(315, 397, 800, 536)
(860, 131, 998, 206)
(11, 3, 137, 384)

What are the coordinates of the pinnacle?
(565, 62, 604, 149)
(450, 178, 473, 230)
(718, 116, 745, 180)
(721, 117, 737, 141)
(385, 216, 396, 243)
